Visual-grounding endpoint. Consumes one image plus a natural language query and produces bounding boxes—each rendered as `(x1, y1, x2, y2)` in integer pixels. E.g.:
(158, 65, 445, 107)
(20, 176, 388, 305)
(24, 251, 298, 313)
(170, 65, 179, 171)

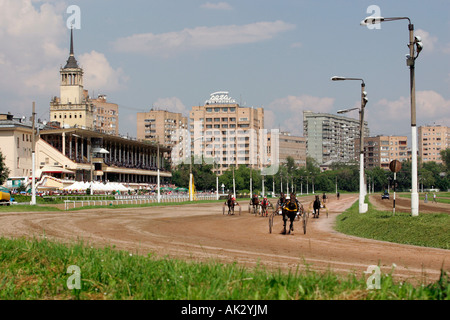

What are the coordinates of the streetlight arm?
(331, 76, 365, 85)
(360, 16, 411, 26)
(337, 107, 360, 114)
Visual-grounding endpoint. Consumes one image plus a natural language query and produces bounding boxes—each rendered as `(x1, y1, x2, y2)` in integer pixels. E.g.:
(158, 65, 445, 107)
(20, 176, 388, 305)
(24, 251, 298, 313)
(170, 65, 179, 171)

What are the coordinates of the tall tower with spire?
(50, 28, 94, 129)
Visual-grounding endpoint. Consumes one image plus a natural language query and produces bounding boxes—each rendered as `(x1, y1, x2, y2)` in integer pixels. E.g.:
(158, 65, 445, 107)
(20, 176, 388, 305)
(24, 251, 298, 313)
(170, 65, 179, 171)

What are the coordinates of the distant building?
(50, 29, 94, 130)
(0, 113, 172, 189)
(91, 95, 119, 136)
(0, 114, 34, 179)
(189, 91, 264, 175)
(136, 109, 188, 147)
(357, 135, 408, 170)
(303, 111, 369, 165)
(418, 125, 450, 164)
(50, 30, 120, 136)
(267, 131, 306, 167)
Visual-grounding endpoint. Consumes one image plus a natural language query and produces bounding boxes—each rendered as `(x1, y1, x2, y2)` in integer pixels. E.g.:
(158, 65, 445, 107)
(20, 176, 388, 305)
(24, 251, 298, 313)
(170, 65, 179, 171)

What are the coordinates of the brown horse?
(225, 194, 235, 215)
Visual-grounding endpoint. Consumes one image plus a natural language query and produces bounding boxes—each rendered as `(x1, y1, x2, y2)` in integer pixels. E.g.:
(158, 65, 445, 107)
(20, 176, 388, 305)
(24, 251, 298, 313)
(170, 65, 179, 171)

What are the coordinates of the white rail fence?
(63, 194, 220, 210)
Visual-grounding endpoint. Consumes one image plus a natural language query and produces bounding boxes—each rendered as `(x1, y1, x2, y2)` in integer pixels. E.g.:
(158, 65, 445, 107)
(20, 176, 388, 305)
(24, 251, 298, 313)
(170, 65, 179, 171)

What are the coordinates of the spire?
(70, 27, 74, 56)
(64, 27, 79, 69)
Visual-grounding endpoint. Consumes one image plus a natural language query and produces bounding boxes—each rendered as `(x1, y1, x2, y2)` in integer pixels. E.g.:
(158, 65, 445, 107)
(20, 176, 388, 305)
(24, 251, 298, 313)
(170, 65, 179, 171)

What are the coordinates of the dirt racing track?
(0, 193, 448, 285)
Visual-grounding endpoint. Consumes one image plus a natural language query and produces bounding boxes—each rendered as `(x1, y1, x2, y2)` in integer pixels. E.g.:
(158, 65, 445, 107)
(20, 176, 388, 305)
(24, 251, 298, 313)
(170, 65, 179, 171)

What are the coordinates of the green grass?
(335, 198, 450, 249)
(398, 192, 450, 204)
(0, 205, 61, 212)
(66, 199, 226, 211)
(0, 237, 448, 300)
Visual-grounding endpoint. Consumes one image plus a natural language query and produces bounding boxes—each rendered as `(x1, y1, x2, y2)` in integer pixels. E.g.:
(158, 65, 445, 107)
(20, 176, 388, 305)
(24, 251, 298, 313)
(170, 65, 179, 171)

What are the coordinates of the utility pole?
(30, 102, 36, 205)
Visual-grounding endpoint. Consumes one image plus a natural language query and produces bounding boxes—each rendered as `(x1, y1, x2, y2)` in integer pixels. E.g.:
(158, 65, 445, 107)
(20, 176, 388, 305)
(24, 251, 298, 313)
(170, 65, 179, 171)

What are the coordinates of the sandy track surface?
(0, 193, 448, 284)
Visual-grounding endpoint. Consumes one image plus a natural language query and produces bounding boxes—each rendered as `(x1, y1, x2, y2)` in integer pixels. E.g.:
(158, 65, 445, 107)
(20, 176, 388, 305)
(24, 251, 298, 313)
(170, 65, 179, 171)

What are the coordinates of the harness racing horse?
(250, 195, 260, 214)
(225, 194, 235, 215)
(282, 193, 300, 235)
(260, 198, 270, 217)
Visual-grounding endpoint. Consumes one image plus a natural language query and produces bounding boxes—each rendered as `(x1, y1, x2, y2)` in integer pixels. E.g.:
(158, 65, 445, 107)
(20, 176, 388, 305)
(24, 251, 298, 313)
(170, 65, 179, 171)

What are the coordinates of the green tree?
(440, 148, 450, 172)
(0, 150, 10, 185)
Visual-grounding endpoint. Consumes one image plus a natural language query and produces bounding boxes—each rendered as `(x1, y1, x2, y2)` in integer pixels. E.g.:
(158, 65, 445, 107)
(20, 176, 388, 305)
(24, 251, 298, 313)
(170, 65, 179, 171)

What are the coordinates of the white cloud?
(266, 95, 335, 136)
(0, 0, 127, 117)
(0, 0, 66, 95)
(369, 90, 450, 135)
(113, 20, 296, 58)
(78, 51, 128, 92)
(200, 2, 233, 10)
(152, 97, 188, 115)
(415, 29, 438, 53)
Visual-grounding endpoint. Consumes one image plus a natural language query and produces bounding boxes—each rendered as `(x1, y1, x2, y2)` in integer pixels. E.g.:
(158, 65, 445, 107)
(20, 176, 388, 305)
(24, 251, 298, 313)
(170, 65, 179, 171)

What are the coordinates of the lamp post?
(332, 76, 368, 213)
(30, 102, 36, 205)
(361, 16, 422, 216)
(190, 137, 203, 201)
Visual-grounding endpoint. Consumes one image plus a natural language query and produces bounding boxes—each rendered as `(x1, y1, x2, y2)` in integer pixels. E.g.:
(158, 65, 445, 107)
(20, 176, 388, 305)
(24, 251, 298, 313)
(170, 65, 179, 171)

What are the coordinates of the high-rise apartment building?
(188, 91, 264, 174)
(91, 95, 119, 136)
(303, 111, 369, 165)
(136, 109, 188, 146)
(358, 135, 408, 169)
(418, 125, 450, 164)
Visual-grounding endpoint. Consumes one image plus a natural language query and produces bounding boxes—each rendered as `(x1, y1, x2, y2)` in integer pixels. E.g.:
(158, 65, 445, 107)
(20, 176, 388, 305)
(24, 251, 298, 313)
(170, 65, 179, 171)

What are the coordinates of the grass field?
(399, 192, 450, 204)
(335, 197, 450, 250)
(0, 237, 448, 300)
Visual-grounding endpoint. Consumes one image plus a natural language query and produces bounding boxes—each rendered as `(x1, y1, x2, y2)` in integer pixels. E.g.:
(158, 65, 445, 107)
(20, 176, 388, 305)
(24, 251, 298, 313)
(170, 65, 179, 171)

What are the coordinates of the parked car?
(381, 192, 389, 200)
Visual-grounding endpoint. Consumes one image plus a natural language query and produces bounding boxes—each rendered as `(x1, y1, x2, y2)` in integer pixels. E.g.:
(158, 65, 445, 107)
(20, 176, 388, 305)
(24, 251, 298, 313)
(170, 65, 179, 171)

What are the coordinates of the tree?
(0, 150, 10, 186)
(440, 148, 450, 172)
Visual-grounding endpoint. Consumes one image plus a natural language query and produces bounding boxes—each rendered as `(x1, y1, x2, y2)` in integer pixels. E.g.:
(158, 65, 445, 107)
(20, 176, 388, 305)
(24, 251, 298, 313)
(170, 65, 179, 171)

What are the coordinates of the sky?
(1, 0, 449, 146)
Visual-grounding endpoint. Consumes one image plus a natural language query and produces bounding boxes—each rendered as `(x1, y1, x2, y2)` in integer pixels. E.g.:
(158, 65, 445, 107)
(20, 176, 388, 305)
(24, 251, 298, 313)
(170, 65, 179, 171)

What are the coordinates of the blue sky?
(1, 0, 449, 144)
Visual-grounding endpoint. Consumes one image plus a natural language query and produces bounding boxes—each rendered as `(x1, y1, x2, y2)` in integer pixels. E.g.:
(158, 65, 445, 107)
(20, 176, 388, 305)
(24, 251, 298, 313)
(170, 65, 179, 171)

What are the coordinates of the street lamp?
(361, 15, 422, 216)
(332, 76, 368, 213)
(190, 137, 203, 201)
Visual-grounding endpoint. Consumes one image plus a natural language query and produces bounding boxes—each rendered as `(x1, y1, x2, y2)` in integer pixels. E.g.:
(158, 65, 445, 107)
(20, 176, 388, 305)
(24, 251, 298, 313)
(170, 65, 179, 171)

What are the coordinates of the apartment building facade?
(136, 109, 188, 146)
(267, 131, 306, 167)
(358, 135, 408, 169)
(418, 125, 450, 164)
(303, 111, 369, 165)
(91, 95, 119, 136)
(188, 92, 264, 175)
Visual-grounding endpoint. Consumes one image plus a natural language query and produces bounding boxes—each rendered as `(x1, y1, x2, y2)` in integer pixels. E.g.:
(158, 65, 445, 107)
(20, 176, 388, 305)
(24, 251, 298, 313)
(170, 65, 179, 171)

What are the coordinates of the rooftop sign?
(205, 91, 236, 105)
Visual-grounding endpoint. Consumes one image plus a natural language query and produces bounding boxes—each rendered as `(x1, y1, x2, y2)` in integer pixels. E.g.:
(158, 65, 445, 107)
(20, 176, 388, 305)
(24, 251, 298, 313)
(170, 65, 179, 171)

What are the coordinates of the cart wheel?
(302, 211, 307, 234)
(223, 206, 225, 215)
(269, 215, 273, 233)
(238, 206, 241, 215)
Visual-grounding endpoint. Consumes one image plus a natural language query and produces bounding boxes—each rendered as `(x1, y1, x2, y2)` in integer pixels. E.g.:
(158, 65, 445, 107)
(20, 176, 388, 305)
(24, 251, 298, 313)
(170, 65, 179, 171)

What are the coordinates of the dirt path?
(0, 194, 448, 285)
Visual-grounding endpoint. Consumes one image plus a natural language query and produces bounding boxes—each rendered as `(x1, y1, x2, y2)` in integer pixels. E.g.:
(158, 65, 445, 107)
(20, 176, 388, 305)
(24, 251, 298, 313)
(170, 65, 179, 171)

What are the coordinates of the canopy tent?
(62, 181, 131, 192)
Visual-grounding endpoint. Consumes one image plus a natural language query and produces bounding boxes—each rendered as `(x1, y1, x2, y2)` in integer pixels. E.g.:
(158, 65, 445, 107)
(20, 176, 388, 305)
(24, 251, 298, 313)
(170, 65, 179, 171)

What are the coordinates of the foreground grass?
(335, 198, 450, 250)
(0, 237, 448, 300)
